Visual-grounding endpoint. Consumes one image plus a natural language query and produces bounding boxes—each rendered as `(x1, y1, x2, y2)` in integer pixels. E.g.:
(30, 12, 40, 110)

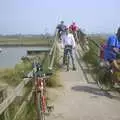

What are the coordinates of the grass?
(82, 36, 115, 88)
(0, 37, 62, 120)
(0, 52, 50, 86)
(0, 60, 32, 86)
(0, 36, 54, 46)
(46, 70, 62, 88)
(82, 36, 102, 67)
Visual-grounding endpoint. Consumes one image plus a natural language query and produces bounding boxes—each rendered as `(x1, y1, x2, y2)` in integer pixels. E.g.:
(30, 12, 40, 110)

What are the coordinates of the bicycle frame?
(64, 47, 72, 71)
(34, 75, 47, 120)
(66, 52, 70, 71)
(96, 61, 120, 90)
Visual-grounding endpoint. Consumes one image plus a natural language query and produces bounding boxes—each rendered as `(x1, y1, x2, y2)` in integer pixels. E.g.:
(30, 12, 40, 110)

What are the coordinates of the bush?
(0, 60, 32, 86)
(46, 71, 62, 87)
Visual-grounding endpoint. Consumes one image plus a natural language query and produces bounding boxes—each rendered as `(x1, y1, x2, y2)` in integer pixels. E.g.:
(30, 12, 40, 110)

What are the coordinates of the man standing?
(61, 27, 76, 70)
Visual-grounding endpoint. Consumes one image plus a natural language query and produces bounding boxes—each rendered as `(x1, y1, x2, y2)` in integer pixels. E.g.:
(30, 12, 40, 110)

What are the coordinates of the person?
(69, 22, 79, 43)
(104, 27, 120, 63)
(100, 40, 106, 61)
(61, 27, 76, 70)
(56, 21, 66, 41)
(104, 27, 120, 83)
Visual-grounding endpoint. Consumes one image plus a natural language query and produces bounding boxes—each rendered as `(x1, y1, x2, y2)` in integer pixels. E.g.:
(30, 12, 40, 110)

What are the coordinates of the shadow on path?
(71, 85, 114, 99)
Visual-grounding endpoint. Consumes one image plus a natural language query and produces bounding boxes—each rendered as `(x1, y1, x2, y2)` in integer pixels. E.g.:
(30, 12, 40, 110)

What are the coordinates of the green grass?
(82, 38, 100, 67)
(46, 70, 62, 88)
(82, 36, 115, 88)
(0, 36, 54, 46)
(0, 61, 32, 86)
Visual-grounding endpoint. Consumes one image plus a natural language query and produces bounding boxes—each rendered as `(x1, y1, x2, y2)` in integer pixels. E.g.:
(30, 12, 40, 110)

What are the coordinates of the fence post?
(0, 86, 10, 120)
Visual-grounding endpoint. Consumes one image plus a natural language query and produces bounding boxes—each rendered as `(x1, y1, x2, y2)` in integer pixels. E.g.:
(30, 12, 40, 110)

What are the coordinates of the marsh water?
(0, 46, 50, 68)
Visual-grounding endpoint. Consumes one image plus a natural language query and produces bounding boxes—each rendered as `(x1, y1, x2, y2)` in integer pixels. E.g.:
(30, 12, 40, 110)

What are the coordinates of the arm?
(113, 47, 119, 54)
(112, 60, 120, 71)
(108, 36, 119, 53)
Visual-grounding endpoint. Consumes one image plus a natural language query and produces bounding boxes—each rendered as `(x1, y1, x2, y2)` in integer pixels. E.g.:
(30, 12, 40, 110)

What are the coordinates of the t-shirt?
(61, 33, 76, 48)
(69, 24, 78, 32)
(104, 35, 120, 61)
(56, 24, 66, 33)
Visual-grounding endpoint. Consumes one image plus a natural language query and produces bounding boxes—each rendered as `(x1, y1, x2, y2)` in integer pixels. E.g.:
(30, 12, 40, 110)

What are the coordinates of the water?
(0, 46, 50, 68)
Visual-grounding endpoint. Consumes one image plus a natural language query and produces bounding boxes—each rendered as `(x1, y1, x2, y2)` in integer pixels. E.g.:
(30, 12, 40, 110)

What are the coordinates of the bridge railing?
(77, 29, 101, 65)
(0, 77, 32, 118)
(48, 31, 58, 70)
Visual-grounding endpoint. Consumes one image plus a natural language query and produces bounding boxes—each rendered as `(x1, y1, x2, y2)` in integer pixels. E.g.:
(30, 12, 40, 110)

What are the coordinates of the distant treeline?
(0, 33, 54, 40)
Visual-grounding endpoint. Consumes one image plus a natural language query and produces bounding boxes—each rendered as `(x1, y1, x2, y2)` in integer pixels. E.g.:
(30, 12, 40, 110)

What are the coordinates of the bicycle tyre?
(66, 54, 70, 71)
(96, 67, 113, 91)
(36, 92, 45, 120)
(96, 67, 106, 90)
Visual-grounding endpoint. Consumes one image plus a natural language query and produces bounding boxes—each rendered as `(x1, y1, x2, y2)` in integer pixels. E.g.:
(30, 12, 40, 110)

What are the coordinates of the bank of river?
(0, 46, 50, 68)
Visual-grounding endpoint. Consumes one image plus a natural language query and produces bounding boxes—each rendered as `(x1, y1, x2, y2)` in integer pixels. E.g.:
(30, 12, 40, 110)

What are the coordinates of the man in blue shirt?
(56, 21, 66, 41)
(104, 27, 120, 62)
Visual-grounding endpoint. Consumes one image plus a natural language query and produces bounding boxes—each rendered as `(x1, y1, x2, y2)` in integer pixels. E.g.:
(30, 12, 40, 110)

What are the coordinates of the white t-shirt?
(61, 33, 76, 48)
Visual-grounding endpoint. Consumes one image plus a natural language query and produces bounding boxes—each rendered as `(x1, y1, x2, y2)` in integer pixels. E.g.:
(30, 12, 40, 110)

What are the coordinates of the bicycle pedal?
(47, 105, 54, 112)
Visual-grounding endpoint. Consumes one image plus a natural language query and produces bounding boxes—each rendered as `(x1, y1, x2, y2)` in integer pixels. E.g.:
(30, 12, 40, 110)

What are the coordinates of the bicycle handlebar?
(32, 60, 53, 78)
(33, 70, 53, 78)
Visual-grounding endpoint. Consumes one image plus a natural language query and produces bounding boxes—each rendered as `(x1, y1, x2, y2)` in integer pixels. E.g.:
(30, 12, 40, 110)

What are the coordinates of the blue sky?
(0, 0, 120, 34)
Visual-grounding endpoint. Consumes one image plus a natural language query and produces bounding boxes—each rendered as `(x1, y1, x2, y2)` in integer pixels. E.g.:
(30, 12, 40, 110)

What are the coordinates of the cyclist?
(69, 22, 79, 43)
(104, 27, 120, 83)
(104, 27, 120, 63)
(61, 27, 76, 70)
(56, 21, 67, 41)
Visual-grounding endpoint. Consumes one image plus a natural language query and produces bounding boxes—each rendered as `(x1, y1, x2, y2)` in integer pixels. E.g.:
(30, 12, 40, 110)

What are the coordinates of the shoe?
(73, 67, 76, 71)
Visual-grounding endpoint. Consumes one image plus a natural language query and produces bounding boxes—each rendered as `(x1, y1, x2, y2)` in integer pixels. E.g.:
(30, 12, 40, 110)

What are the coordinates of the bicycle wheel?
(36, 91, 45, 120)
(96, 67, 105, 89)
(66, 54, 70, 71)
(96, 67, 113, 91)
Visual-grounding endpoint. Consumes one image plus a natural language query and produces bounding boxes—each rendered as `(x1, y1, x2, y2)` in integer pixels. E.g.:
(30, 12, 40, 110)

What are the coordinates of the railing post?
(4, 108, 10, 120)
(0, 86, 10, 120)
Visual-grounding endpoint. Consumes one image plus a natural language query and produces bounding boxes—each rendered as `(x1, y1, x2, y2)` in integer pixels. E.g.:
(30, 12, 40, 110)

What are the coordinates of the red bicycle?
(32, 69, 53, 120)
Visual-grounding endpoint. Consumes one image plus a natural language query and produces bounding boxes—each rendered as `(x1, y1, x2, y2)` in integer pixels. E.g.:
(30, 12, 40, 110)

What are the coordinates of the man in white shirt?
(61, 28, 76, 70)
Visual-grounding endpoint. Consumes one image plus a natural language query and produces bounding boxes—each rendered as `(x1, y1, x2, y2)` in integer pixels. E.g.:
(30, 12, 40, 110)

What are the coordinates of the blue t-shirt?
(104, 35, 120, 61)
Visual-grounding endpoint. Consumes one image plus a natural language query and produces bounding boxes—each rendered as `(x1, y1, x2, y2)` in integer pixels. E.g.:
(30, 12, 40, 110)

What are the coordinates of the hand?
(61, 46, 64, 49)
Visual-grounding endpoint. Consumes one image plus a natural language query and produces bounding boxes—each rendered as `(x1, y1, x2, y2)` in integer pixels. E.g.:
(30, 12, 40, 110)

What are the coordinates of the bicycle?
(32, 63, 53, 120)
(96, 61, 120, 91)
(64, 46, 72, 71)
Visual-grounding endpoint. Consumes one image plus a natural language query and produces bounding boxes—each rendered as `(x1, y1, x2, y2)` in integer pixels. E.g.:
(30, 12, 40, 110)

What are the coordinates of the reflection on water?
(0, 46, 50, 68)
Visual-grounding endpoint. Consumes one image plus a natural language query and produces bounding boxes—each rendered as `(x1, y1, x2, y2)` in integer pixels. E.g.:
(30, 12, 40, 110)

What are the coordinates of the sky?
(0, 0, 120, 34)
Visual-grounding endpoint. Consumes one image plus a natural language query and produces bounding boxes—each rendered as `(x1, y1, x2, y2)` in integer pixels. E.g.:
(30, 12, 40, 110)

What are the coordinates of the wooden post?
(0, 85, 10, 120)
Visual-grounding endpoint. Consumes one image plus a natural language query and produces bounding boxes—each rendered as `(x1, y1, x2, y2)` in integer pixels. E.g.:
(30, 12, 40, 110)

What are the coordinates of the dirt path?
(46, 44, 120, 120)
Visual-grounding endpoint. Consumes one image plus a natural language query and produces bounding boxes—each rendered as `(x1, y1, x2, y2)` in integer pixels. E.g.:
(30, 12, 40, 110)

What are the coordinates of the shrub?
(46, 71, 62, 87)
